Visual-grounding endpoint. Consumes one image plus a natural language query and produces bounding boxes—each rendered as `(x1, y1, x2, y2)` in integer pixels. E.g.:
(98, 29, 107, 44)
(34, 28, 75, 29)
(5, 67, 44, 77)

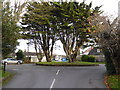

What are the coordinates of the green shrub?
(16, 49, 24, 60)
(81, 55, 95, 62)
(81, 55, 89, 62)
(88, 55, 95, 62)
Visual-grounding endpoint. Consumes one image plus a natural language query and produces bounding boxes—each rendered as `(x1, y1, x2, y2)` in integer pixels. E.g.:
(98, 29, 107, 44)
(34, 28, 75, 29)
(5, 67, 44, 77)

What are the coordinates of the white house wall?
(30, 56, 39, 62)
(41, 56, 47, 62)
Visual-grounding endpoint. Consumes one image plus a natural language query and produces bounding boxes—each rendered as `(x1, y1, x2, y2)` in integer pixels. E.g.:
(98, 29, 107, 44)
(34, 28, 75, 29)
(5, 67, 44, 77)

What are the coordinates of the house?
(15, 51, 66, 62)
(76, 47, 92, 60)
(23, 52, 38, 62)
(88, 47, 105, 62)
(23, 52, 47, 62)
(77, 47, 105, 62)
(81, 47, 94, 55)
(12, 51, 46, 62)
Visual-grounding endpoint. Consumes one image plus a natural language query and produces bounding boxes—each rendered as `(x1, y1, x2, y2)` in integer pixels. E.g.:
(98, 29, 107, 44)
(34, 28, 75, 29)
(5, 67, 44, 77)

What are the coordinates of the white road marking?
(56, 70, 60, 75)
(50, 78, 56, 89)
(50, 70, 60, 89)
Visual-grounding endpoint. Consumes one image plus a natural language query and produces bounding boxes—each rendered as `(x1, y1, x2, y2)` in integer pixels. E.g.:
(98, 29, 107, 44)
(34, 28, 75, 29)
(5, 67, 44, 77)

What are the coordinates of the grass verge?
(36, 61, 100, 66)
(104, 75, 120, 89)
(0, 70, 14, 86)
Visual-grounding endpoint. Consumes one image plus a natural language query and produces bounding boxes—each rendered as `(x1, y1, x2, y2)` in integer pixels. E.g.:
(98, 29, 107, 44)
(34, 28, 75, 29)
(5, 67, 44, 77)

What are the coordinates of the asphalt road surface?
(2, 64, 107, 89)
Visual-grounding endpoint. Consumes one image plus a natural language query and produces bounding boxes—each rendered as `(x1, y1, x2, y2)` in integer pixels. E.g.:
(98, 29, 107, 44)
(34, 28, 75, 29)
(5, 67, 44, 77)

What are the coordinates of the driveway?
(2, 64, 107, 89)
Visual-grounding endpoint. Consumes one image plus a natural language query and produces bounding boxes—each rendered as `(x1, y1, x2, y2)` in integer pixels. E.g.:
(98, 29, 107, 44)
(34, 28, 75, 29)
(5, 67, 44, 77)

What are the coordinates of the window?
(97, 49, 100, 52)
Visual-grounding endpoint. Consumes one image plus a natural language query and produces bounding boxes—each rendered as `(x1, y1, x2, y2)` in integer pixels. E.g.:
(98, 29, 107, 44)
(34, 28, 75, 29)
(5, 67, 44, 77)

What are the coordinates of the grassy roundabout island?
(36, 61, 104, 66)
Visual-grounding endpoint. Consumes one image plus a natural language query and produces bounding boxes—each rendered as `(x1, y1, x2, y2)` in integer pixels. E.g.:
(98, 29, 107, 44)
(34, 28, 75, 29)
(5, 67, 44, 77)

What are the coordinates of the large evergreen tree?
(22, 2, 57, 62)
(21, 1, 101, 62)
(51, 1, 101, 62)
(2, 1, 25, 58)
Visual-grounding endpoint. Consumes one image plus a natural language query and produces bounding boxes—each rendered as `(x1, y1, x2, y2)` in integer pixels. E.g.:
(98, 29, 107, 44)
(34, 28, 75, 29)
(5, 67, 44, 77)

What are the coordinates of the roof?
(12, 52, 66, 57)
(24, 52, 39, 56)
(88, 47, 104, 55)
(80, 47, 93, 55)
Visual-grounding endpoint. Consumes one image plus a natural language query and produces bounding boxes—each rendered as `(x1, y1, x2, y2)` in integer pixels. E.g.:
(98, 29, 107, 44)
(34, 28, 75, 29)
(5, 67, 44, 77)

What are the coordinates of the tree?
(33, 39, 44, 62)
(21, 2, 57, 62)
(91, 14, 120, 74)
(2, 1, 25, 58)
(0, 0, 2, 60)
(51, 1, 101, 62)
(16, 49, 24, 60)
(103, 49, 116, 75)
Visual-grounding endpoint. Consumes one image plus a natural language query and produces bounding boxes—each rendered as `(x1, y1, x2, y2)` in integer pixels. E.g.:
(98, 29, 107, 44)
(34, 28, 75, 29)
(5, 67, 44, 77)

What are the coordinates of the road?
(2, 64, 107, 89)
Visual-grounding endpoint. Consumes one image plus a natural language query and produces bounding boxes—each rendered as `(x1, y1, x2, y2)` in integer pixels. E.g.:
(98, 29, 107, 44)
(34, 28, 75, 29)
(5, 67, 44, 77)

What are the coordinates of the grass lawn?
(2, 71, 11, 78)
(0, 70, 11, 79)
(0, 70, 13, 86)
(36, 61, 103, 66)
(0, 70, 2, 79)
(0, 65, 11, 79)
(107, 75, 120, 89)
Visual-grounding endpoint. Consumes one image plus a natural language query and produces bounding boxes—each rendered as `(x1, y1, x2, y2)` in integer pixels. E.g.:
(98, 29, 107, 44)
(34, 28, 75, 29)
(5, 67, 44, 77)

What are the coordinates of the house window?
(97, 49, 100, 52)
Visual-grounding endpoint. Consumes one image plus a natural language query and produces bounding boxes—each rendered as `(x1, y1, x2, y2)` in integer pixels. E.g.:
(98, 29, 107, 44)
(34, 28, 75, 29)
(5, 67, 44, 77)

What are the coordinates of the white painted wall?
(41, 56, 47, 62)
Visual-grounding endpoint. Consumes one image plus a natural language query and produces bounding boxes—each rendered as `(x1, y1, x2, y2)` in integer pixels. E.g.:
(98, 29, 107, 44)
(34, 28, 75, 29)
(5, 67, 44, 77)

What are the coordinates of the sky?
(16, 0, 120, 55)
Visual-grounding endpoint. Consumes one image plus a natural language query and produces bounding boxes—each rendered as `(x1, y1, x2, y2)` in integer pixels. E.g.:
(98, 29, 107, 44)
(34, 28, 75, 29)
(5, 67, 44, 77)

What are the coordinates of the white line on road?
(50, 70, 60, 89)
(50, 78, 56, 89)
(56, 70, 60, 75)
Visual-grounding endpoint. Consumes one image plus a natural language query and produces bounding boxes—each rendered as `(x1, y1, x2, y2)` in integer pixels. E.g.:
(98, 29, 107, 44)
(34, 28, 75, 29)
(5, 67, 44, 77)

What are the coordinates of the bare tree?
(91, 14, 120, 74)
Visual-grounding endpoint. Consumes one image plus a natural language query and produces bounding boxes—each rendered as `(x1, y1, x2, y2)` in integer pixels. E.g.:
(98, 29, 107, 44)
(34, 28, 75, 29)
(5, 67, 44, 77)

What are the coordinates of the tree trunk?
(68, 55, 73, 63)
(46, 55, 51, 62)
(103, 49, 117, 75)
(110, 48, 120, 75)
(71, 54, 77, 62)
(63, 45, 73, 63)
(71, 44, 81, 62)
(63, 41, 81, 63)
(111, 57, 120, 75)
(34, 40, 43, 62)
(36, 53, 42, 62)
(66, 52, 72, 63)
(44, 50, 51, 62)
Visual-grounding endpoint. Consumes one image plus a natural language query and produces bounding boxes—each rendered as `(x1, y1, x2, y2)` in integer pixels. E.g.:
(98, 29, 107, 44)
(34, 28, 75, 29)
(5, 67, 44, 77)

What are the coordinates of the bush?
(81, 55, 95, 62)
(16, 49, 24, 60)
(88, 55, 95, 62)
(81, 55, 89, 62)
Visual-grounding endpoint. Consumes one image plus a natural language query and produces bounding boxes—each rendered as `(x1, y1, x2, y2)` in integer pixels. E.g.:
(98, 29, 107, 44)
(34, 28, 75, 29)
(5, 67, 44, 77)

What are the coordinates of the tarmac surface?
(2, 64, 107, 89)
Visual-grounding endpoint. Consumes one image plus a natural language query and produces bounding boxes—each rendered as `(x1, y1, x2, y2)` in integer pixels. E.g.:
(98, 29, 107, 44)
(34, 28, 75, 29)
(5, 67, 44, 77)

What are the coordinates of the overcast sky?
(16, 0, 120, 55)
